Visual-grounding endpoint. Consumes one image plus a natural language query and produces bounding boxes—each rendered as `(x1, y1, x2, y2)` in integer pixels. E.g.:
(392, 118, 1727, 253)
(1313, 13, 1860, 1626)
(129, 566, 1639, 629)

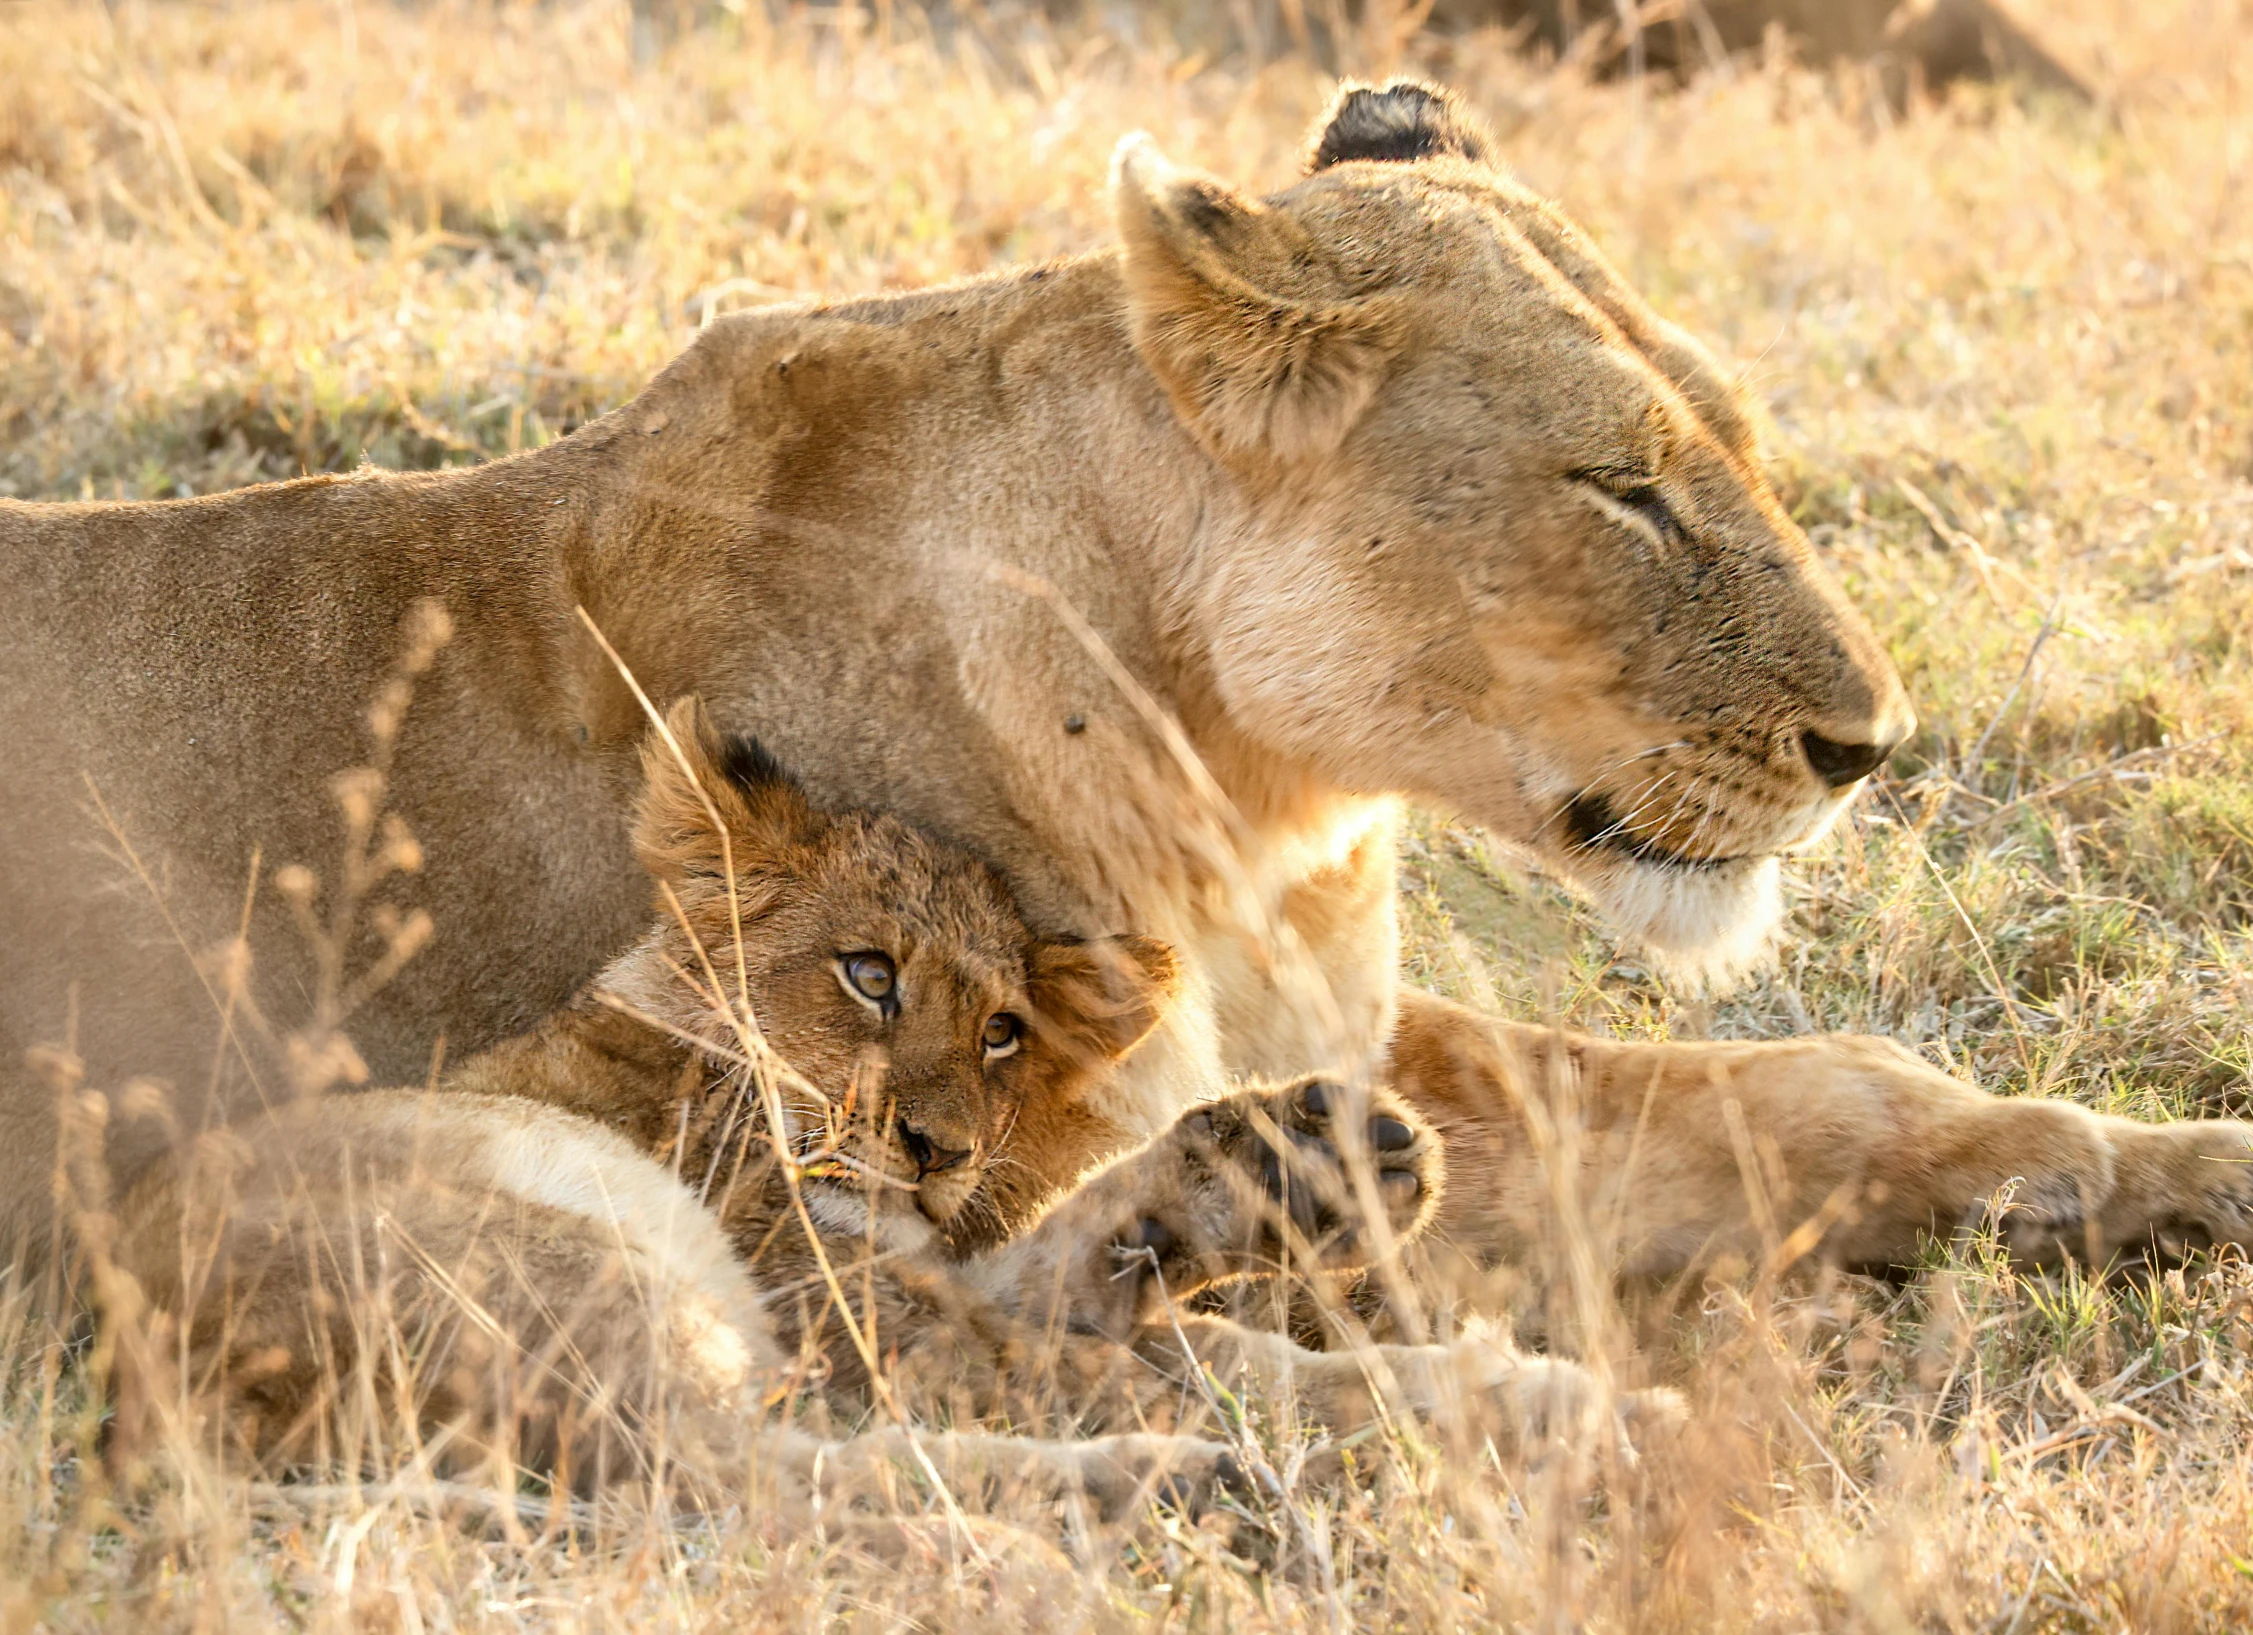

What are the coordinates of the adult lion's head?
(1117, 80, 1912, 983)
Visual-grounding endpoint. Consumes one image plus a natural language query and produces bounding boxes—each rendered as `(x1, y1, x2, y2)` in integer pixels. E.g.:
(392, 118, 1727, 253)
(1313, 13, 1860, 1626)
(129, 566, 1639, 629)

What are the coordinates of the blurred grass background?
(6, 0, 2253, 1627)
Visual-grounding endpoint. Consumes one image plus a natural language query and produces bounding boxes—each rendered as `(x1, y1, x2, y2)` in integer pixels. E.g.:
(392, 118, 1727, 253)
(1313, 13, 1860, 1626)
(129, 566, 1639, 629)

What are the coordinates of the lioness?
(1434, 0, 2089, 101)
(7, 80, 2250, 1285)
(111, 702, 1652, 1503)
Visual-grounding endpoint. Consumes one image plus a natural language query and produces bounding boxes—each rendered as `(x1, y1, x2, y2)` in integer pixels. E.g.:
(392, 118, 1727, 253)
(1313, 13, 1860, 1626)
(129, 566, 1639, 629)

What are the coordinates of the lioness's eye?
(1574, 468, 1687, 546)
(982, 1013, 1022, 1058)
(1613, 483, 1686, 544)
(841, 952, 896, 1007)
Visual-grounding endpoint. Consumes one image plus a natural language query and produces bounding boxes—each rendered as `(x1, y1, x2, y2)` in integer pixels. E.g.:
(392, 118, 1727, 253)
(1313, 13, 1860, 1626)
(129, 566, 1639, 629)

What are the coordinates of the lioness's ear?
(634, 697, 820, 887)
(1305, 79, 1495, 173)
(1111, 134, 1397, 463)
(1027, 934, 1179, 1068)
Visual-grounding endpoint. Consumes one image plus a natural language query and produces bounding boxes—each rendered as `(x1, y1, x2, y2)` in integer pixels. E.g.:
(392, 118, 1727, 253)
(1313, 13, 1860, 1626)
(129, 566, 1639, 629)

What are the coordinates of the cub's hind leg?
(1124, 1310, 1683, 1466)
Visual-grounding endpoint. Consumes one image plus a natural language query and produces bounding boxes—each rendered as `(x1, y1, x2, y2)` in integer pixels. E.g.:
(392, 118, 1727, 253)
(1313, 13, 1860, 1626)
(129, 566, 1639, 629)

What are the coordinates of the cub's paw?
(1447, 1342, 1688, 1473)
(1119, 1080, 1440, 1284)
(1073, 1433, 1256, 1523)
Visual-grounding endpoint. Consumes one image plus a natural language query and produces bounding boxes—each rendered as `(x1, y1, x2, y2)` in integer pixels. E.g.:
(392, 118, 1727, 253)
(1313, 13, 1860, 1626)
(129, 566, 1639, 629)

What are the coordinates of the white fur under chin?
(1585, 855, 1785, 995)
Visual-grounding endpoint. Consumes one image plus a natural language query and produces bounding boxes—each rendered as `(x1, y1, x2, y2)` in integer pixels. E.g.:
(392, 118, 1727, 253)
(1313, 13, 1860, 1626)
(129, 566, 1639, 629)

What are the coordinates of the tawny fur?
(10, 83, 2249, 1300)
(111, 702, 1667, 1501)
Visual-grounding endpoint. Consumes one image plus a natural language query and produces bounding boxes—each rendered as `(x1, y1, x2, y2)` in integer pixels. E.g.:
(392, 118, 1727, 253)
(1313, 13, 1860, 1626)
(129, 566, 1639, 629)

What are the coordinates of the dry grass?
(7, 0, 2253, 1628)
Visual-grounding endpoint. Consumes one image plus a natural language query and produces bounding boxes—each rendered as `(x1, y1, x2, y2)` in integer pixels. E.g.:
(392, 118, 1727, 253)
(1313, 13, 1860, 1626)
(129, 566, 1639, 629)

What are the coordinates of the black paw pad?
(1261, 1134, 1333, 1237)
(1151, 1450, 1251, 1518)
(1126, 1216, 1177, 1258)
(1369, 1115, 1416, 1153)
(1209, 1450, 1255, 1501)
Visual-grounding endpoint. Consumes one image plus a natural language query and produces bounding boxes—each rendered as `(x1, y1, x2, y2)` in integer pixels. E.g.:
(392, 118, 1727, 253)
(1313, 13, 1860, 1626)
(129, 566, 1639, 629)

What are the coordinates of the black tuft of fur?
(718, 732, 796, 796)
(1307, 79, 1493, 173)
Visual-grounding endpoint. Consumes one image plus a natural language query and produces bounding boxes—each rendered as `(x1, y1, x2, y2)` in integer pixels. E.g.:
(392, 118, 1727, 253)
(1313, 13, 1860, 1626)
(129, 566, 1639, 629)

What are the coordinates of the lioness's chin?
(1580, 855, 1784, 995)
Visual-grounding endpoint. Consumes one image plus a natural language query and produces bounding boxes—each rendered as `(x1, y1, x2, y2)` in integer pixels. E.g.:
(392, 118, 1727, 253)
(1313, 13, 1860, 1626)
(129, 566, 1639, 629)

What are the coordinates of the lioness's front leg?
(1390, 989, 2253, 1278)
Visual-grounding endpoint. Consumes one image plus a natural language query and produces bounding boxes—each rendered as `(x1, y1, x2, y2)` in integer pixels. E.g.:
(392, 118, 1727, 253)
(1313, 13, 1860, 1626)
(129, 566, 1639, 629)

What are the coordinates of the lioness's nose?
(1801, 729, 1894, 788)
(1798, 628, 1916, 791)
(898, 1119, 973, 1178)
(1800, 720, 1910, 790)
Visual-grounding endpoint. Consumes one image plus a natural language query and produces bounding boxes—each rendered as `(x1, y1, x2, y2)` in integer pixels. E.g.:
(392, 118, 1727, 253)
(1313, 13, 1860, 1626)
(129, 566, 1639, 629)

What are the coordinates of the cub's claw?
(1094, 1078, 1442, 1320)
(1430, 1330, 1690, 1476)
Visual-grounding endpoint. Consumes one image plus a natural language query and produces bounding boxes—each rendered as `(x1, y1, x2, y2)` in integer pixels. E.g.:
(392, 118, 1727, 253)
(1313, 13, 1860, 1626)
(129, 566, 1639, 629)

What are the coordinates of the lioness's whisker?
(1539, 739, 1694, 842)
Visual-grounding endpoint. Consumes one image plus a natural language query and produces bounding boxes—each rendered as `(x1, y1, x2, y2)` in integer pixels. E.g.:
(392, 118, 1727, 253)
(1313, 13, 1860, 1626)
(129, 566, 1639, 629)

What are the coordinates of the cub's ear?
(1306, 79, 1495, 173)
(1111, 134, 1398, 463)
(633, 696, 821, 888)
(1027, 934, 1179, 1070)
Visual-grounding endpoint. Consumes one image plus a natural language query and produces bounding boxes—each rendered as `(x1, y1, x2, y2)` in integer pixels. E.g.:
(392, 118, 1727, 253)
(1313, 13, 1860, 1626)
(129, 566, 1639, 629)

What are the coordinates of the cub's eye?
(840, 952, 897, 1009)
(981, 1013, 1022, 1059)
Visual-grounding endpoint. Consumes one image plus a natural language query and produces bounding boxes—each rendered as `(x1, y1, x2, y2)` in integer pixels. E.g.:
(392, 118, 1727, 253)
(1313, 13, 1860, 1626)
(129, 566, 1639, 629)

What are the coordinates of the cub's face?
(1119, 83, 1914, 984)
(623, 703, 1172, 1232)
(725, 811, 1079, 1231)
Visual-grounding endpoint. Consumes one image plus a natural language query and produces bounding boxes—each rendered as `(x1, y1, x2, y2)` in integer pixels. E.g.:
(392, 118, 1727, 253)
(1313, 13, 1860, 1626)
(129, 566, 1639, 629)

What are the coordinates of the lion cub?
(112, 701, 1658, 1508)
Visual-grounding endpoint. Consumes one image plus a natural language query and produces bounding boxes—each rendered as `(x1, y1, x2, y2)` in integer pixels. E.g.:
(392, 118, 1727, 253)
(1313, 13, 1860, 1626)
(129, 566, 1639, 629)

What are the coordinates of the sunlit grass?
(7, 0, 2253, 1627)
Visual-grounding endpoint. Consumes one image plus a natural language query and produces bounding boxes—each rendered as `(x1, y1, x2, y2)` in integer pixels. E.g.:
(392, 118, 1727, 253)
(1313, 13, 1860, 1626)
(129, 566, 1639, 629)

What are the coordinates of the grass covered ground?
(6, 0, 2253, 1627)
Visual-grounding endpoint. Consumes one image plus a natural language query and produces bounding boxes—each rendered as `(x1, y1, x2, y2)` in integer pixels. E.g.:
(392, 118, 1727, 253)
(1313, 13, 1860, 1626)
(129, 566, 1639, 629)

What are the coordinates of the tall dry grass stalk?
(6, 0, 2253, 1629)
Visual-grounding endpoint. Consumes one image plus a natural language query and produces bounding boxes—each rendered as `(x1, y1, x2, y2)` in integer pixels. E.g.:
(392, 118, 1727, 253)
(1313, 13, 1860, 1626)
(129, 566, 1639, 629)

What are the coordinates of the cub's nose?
(1799, 727, 1902, 790)
(898, 1119, 973, 1178)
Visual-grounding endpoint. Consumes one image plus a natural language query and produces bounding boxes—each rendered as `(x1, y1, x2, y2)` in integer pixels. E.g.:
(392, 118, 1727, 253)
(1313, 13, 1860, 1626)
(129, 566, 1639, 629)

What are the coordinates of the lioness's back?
(0, 467, 653, 1234)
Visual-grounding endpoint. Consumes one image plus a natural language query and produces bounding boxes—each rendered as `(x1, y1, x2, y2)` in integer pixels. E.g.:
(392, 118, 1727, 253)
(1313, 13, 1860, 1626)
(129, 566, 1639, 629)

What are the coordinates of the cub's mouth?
(914, 1164, 982, 1225)
(893, 1118, 984, 1225)
(805, 1148, 981, 1231)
